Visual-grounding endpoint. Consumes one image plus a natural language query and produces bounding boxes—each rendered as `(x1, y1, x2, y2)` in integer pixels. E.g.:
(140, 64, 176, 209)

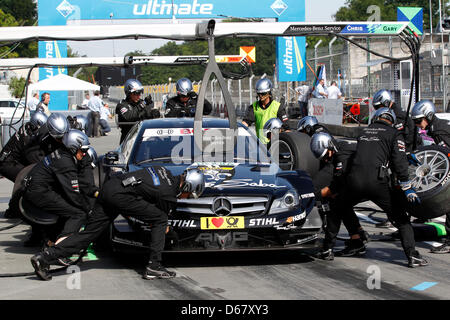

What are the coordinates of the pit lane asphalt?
(1, 118, 449, 300)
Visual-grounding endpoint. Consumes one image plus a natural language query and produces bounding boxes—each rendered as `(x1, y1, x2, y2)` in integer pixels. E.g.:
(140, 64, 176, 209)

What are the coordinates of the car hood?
(128, 162, 291, 197)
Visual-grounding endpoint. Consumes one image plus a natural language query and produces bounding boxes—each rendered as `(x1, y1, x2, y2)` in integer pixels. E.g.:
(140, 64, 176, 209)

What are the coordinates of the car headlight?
(269, 189, 300, 214)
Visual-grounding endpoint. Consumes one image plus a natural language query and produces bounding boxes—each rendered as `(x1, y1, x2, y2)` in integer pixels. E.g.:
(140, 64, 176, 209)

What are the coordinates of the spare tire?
(406, 145, 450, 219)
(271, 132, 320, 177)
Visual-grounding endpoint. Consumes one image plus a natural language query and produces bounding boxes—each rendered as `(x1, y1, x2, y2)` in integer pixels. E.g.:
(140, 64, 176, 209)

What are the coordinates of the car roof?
(139, 118, 244, 129)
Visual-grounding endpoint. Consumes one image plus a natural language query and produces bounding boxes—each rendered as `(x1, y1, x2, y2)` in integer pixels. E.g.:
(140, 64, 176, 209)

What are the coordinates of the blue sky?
(69, 0, 348, 57)
(306, 0, 347, 21)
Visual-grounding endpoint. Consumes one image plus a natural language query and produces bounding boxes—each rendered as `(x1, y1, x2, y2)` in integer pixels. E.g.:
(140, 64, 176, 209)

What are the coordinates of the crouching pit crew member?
(335, 108, 427, 267)
(23, 130, 93, 247)
(412, 100, 450, 254)
(297, 116, 331, 137)
(310, 132, 368, 260)
(0, 112, 48, 218)
(30, 166, 205, 281)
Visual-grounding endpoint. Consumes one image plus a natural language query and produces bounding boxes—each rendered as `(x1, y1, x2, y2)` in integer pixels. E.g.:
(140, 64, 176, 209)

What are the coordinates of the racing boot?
(30, 252, 52, 281)
(315, 249, 334, 261)
(23, 231, 44, 247)
(430, 239, 450, 254)
(4, 208, 20, 219)
(375, 220, 393, 228)
(345, 229, 370, 246)
(407, 250, 428, 268)
(335, 239, 366, 257)
(143, 261, 176, 280)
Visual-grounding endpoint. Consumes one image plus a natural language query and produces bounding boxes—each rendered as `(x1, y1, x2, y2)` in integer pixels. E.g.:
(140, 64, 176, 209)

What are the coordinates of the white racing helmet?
(373, 107, 396, 125)
(75, 115, 88, 132)
(86, 146, 98, 167)
(411, 100, 436, 121)
(124, 79, 144, 96)
(30, 111, 48, 128)
(255, 78, 273, 94)
(372, 89, 393, 109)
(176, 78, 194, 96)
(263, 118, 283, 133)
(310, 132, 338, 160)
(47, 113, 70, 139)
(297, 116, 319, 136)
(62, 129, 90, 155)
(181, 167, 205, 199)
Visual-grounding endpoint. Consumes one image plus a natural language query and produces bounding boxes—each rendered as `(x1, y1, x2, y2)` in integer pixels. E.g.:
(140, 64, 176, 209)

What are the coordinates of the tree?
(66, 46, 98, 83)
(0, 9, 20, 59)
(334, 0, 450, 31)
(0, 1, 38, 57)
(8, 76, 26, 98)
(0, 0, 36, 25)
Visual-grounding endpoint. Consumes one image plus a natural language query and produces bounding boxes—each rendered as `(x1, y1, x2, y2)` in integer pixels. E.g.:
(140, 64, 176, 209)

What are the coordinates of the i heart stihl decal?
(200, 216, 245, 230)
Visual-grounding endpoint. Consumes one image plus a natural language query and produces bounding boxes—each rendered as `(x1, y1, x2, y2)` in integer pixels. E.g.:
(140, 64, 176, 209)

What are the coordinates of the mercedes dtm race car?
(99, 118, 322, 252)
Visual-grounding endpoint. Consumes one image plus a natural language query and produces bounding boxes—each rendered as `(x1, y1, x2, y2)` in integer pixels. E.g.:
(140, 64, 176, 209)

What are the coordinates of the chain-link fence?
(107, 33, 449, 115)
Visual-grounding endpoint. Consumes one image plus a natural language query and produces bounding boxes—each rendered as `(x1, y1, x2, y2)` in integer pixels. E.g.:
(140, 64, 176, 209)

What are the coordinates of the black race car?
(99, 118, 322, 252)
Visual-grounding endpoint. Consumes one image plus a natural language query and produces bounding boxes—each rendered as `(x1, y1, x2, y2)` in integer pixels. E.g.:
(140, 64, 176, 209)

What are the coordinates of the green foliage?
(8, 76, 26, 98)
(334, 0, 450, 30)
(0, 1, 38, 58)
(0, 0, 36, 25)
(134, 36, 276, 85)
(66, 46, 98, 83)
(0, 9, 19, 58)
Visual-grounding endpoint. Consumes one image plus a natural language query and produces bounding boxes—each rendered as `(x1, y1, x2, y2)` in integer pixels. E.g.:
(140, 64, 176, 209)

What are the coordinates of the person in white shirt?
(87, 91, 104, 137)
(81, 93, 90, 110)
(313, 79, 327, 99)
(36, 92, 51, 116)
(99, 104, 112, 136)
(27, 92, 40, 117)
(295, 82, 311, 118)
(326, 81, 342, 99)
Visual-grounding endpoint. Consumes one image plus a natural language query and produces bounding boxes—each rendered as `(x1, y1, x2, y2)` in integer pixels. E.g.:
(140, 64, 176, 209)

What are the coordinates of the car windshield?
(133, 127, 271, 165)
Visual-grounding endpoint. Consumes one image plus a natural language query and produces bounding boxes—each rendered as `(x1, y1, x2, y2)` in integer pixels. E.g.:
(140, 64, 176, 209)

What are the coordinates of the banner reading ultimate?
(38, 0, 306, 109)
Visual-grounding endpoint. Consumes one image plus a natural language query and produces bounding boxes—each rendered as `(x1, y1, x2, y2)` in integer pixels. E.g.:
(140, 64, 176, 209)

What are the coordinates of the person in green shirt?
(242, 78, 289, 144)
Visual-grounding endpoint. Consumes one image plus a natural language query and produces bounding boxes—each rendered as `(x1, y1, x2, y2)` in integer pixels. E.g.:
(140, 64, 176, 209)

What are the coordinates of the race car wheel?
(406, 145, 450, 219)
(274, 132, 320, 177)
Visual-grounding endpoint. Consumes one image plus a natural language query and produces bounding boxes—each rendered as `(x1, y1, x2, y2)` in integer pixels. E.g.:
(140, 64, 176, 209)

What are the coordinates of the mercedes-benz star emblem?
(212, 197, 233, 216)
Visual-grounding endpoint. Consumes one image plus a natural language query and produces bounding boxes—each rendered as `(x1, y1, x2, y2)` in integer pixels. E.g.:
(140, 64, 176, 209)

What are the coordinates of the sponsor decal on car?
(285, 212, 306, 224)
(300, 193, 314, 199)
(143, 127, 251, 138)
(248, 218, 279, 227)
(169, 219, 198, 228)
(208, 178, 286, 189)
(200, 216, 244, 230)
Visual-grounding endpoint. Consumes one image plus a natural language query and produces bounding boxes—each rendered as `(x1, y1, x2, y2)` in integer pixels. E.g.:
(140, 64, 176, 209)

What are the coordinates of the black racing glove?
(144, 95, 153, 106)
(189, 91, 198, 99)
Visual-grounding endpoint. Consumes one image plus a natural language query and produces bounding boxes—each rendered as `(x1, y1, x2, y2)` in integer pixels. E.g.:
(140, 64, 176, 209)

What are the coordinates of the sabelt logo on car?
(441, 171, 450, 186)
